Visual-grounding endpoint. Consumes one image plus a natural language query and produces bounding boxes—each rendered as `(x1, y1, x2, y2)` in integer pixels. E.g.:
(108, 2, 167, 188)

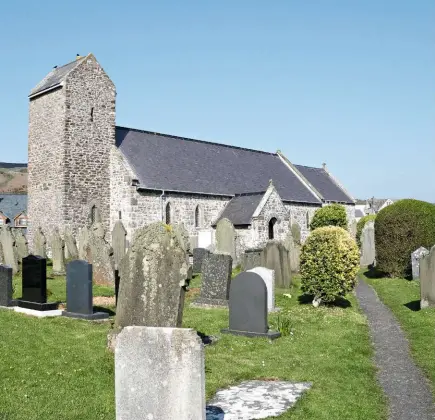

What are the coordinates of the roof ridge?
(116, 125, 277, 156)
(294, 164, 323, 170)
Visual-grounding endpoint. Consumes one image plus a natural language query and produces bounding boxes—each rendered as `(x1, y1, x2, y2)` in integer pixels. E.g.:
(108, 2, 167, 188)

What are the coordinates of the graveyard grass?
(0, 272, 386, 420)
(362, 270, 435, 395)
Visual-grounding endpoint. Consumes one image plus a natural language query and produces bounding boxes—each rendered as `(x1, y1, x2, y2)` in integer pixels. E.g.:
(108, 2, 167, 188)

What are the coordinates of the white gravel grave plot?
(206, 380, 312, 420)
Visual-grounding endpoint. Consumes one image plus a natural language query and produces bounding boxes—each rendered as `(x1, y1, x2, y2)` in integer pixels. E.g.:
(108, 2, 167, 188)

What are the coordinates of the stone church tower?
(27, 54, 115, 249)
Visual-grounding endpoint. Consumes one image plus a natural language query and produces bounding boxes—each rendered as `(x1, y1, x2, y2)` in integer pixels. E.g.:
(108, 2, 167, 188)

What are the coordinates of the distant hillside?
(0, 163, 28, 193)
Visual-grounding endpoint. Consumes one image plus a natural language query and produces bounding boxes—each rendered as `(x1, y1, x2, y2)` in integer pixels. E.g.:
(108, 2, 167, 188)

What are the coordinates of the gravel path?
(356, 277, 435, 420)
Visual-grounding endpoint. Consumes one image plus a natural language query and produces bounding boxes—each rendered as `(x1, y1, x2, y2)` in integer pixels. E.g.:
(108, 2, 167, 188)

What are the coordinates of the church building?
(27, 54, 355, 257)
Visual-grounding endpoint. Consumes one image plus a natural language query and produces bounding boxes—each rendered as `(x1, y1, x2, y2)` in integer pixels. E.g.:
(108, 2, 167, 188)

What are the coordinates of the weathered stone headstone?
(115, 222, 188, 331)
(173, 223, 191, 254)
(62, 260, 108, 320)
(420, 246, 435, 309)
(78, 226, 90, 260)
(0, 265, 13, 307)
(284, 231, 300, 273)
(241, 248, 262, 271)
(14, 229, 29, 262)
(291, 223, 301, 245)
(112, 220, 127, 271)
(360, 221, 375, 266)
(247, 267, 276, 312)
(0, 226, 18, 274)
(222, 272, 280, 339)
(189, 235, 198, 252)
(260, 241, 291, 288)
(16, 255, 57, 311)
(85, 223, 114, 285)
(215, 218, 236, 262)
(193, 253, 232, 307)
(33, 226, 47, 258)
(412, 247, 429, 280)
(0, 240, 4, 264)
(115, 326, 205, 420)
(193, 248, 210, 274)
(350, 220, 357, 239)
(64, 230, 79, 260)
(51, 228, 66, 275)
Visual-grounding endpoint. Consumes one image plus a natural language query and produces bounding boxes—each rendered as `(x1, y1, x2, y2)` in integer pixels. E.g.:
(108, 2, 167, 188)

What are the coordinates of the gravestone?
(62, 260, 108, 320)
(115, 326, 205, 420)
(291, 223, 301, 245)
(33, 227, 47, 258)
(241, 248, 262, 271)
(193, 248, 210, 274)
(189, 235, 198, 252)
(85, 223, 114, 285)
(115, 222, 188, 331)
(0, 226, 18, 274)
(215, 218, 236, 262)
(284, 231, 300, 273)
(412, 247, 429, 280)
(420, 246, 435, 308)
(173, 223, 191, 254)
(360, 221, 375, 266)
(247, 267, 276, 312)
(51, 228, 66, 275)
(64, 230, 79, 260)
(222, 272, 280, 339)
(350, 220, 357, 239)
(193, 254, 232, 307)
(16, 255, 58, 311)
(14, 229, 29, 262)
(0, 241, 3, 264)
(261, 241, 291, 288)
(112, 220, 127, 271)
(0, 265, 13, 307)
(78, 226, 90, 260)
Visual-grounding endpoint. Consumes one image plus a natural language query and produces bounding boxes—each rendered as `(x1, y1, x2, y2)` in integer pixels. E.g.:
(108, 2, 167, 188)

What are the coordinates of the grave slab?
(14, 307, 62, 318)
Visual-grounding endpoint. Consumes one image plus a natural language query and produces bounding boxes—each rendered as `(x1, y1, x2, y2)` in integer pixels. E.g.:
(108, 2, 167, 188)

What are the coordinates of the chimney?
(322, 162, 327, 171)
(76, 54, 83, 60)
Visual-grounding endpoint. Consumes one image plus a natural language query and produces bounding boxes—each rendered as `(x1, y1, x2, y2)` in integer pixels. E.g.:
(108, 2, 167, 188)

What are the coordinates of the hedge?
(310, 204, 347, 231)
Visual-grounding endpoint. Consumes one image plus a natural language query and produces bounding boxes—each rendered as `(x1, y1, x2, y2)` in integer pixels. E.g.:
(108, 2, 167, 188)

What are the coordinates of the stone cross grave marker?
(115, 326, 205, 420)
(51, 228, 66, 275)
(420, 245, 435, 309)
(64, 230, 79, 260)
(0, 226, 18, 274)
(14, 229, 29, 262)
(215, 218, 236, 262)
(247, 267, 276, 312)
(360, 221, 375, 266)
(222, 271, 280, 339)
(0, 265, 13, 307)
(193, 248, 210, 274)
(412, 247, 429, 280)
(115, 222, 188, 331)
(193, 253, 232, 307)
(62, 260, 109, 320)
(33, 227, 47, 258)
(16, 255, 58, 311)
(261, 241, 291, 288)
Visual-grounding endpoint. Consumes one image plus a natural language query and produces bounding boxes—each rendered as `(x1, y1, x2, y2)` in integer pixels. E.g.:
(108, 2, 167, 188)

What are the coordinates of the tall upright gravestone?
(247, 267, 276, 312)
(33, 227, 47, 258)
(0, 265, 14, 307)
(51, 228, 66, 275)
(0, 226, 18, 274)
(193, 248, 209, 274)
(64, 230, 79, 260)
(215, 218, 236, 263)
(14, 229, 29, 262)
(419, 246, 435, 309)
(112, 220, 127, 303)
(360, 221, 375, 266)
(78, 226, 90, 260)
(261, 241, 291, 288)
(412, 247, 429, 280)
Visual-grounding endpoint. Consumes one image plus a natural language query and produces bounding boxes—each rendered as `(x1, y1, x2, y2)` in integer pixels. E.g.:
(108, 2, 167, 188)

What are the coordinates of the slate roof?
(116, 127, 321, 204)
(215, 193, 264, 226)
(0, 194, 28, 221)
(355, 209, 365, 218)
(29, 57, 85, 98)
(294, 165, 354, 204)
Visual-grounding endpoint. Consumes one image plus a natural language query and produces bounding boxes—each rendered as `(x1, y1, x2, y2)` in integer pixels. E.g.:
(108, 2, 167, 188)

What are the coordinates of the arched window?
(268, 217, 277, 240)
(306, 212, 310, 228)
(91, 205, 97, 224)
(165, 202, 171, 225)
(195, 205, 201, 228)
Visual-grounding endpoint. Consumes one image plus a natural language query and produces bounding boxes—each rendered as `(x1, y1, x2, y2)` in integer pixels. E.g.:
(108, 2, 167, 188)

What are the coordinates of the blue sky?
(1, 1, 434, 201)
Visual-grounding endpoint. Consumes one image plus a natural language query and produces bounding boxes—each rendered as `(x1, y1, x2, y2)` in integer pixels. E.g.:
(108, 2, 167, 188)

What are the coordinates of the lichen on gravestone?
(0, 226, 18, 274)
(14, 229, 29, 262)
(50, 228, 66, 275)
(33, 226, 47, 258)
(64, 229, 79, 260)
(291, 223, 301, 246)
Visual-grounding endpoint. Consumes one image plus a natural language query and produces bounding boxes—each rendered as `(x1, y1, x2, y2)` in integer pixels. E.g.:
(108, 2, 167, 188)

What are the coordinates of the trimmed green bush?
(375, 199, 435, 277)
(300, 226, 360, 304)
(310, 204, 347, 231)
(356, 215, 376, 248)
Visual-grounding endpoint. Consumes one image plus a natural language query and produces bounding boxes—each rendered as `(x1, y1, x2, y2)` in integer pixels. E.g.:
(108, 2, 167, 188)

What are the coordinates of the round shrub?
(356, 215, 376, 248)
(375, 199, 435, 277)
(310, 204, 347, 231)
(300, 226, 360, 304)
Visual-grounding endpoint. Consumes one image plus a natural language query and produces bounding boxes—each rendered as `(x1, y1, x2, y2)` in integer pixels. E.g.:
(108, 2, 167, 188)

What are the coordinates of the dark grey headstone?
(261, 241, 291, 288)
(62, 260, 108, 320)
(16, 255, 57, 311)
(193, 248, 210, 274)
(222, 272, 280, 339)
(193, 254, 232, 307)
(0, 265, 13, 307)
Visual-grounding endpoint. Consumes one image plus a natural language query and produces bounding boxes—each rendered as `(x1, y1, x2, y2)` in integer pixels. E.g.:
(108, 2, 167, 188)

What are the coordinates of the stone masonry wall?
(285, 203, 319, 242)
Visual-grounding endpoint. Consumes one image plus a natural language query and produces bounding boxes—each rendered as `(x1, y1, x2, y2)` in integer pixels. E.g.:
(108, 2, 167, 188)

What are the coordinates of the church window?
(268, 217, 277, 240)
(165, 202, 171, 225)
(91, 205, 97, 224)
(195, 205, 201, 228)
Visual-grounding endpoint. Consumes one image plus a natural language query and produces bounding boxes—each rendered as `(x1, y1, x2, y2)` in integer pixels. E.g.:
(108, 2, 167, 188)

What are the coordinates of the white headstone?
(247, 267, 275, 312)
(115, 326, 205, 420)
(198, 230, 213, 249)
(411, 247, 429, 280)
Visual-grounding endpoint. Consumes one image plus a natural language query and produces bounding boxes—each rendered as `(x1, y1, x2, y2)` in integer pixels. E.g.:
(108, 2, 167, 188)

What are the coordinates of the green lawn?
(363, 271, 435, 394)
(0, 273, 386, 420)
